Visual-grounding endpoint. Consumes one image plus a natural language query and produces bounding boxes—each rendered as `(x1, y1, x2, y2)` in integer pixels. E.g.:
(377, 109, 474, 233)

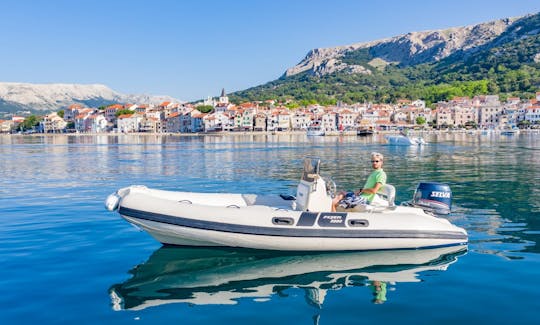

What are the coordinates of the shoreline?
(2, 129, 539, 137)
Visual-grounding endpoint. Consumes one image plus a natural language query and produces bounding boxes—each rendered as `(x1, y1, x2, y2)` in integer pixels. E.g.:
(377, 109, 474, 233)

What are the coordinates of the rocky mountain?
(0, 82, 182, 114)
(232, 12, 540, 104)
(285, 17, 519, 77)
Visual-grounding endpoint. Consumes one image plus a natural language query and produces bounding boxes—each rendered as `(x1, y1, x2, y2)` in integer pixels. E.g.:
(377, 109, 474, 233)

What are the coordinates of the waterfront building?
(202, 114, 217, 132)
(454, 105, 478, 127)
(361, 109, 380, 127)
(41, 112, 67, 133)
(266, 111, 279, 131)
(391, 109, 408, 124)
(166, 112, 181, 133)
(479, 104, 503, 128)
(0, 119, 13, 133)
(233, 110, 254, 131)
(525, 105, 540, 125)
(117, 113, 143, 133)
(74, 108, 94, 133)
(139, 116, 162, 133)
(104, 104, 124, 124)
(88, 113, 107, 133)
(179, 110, 192, 133)
(374, 110, 392, 130)
(275, 110, 292, 131)
(436, 105, 454, 128)
(253, 113, 267, 131)
(64, 104, 83, 122)
(321, 111, 337, 132)
(337, 109, 357, 130)
(190, 111, 205, 132)
(291, 110, 311, 131)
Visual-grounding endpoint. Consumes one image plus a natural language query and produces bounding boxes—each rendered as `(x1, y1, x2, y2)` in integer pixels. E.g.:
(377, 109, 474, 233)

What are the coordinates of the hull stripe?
(119, 206, 467, 240)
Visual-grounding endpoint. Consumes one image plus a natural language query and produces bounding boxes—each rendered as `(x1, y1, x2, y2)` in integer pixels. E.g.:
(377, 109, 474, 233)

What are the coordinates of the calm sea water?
(1, 133, 539, 324)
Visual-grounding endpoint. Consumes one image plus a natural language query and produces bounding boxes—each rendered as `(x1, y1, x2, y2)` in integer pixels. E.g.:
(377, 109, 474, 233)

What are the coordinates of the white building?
(88, 114, 108, 133)
(525, 105, 540, 125)
(117, 113, 143, 133)
(321, 112, 337, 132)
(41, 112, 67, 133)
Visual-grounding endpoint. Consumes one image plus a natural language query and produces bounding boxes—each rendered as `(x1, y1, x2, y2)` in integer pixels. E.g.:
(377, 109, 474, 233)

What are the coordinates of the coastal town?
(2, 89, 540, 135)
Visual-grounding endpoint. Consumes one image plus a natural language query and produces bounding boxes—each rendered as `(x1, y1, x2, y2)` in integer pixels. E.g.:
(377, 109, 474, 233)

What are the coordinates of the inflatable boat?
(105, 157, 467, 251)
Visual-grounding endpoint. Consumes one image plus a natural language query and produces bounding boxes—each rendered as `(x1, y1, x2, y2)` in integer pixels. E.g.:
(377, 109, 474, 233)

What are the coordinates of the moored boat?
(106, 157, 467, 251)
(500, 127, 520, 135)
(306, 125, 325, 136)
(357, 128, 374, 136)
(385, 134, 426, 145)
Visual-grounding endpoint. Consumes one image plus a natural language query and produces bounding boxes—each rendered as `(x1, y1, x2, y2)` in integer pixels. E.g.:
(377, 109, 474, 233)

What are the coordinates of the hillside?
(231, 12, 540, 105)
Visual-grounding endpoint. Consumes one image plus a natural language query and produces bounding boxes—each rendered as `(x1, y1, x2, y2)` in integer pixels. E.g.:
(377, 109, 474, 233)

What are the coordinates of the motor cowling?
(411, 182, 452, 215)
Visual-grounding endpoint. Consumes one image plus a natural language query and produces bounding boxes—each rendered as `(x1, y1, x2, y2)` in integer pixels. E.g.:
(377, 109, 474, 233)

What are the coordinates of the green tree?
(57, 110, 64, 118)
(285, 102, 300, 109)
(195, 105, 214, 113)
(518, 120, 531, 128)
(115, 109, 134, 117)
(464, 121, 478, 129)
(21, 115, 41, 131)
(416, 116, 427, 125)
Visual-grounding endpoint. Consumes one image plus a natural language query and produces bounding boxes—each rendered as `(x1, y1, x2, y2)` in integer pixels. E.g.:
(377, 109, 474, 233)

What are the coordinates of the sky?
(1, 0, 539, 102)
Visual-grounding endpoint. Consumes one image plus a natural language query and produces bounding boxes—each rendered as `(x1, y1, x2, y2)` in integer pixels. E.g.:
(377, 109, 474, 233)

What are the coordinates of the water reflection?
(109, 245, 467, 311)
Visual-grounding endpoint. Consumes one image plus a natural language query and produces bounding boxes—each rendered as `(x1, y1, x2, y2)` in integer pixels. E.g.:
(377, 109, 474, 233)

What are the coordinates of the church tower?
(218, 88, 229, 105)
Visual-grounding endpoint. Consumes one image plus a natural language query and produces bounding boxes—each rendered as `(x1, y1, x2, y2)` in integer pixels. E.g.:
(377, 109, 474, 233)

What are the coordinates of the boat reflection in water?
(109, 245, 467, 311)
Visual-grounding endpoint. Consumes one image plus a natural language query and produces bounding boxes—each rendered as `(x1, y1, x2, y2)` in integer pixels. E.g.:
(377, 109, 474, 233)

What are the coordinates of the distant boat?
(500, 128, 519, 136)
(306, 126, 325, 136)
(357, 128, 374, 136)
(481, 129, 493, 135)
(385, 134, 426, 146)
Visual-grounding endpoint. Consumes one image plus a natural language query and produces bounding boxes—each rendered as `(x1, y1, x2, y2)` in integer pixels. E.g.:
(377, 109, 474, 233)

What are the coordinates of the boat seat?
(336, 184, 396, 213)
(372, 184, 396, 208)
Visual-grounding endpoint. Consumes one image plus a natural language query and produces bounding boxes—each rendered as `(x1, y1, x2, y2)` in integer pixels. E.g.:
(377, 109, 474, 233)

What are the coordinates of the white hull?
(386, 135, 426, 145)
(109, 185, 467, 251)
(306, 130, 325, 136)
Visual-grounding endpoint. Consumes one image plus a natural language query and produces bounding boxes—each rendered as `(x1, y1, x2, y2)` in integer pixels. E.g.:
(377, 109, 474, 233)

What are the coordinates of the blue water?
(1, 133, 539, 324)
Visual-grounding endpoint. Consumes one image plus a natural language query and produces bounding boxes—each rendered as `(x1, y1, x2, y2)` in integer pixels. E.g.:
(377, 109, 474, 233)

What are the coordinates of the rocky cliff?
(285, 16, 520, 77)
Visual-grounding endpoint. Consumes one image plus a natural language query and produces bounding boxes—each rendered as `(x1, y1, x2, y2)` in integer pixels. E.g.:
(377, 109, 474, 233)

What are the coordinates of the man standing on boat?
(332, 152, 387, 211)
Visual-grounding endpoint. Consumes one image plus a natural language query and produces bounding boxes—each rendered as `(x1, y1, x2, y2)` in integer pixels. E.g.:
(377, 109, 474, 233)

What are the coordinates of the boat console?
(295, 157, 334, 212)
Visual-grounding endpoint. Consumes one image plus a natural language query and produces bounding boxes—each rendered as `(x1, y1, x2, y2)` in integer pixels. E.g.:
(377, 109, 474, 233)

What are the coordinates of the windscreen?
(302, 157, 320, 182)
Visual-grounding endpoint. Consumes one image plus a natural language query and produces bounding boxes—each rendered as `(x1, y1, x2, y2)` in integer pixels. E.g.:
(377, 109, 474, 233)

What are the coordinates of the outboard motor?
(411, 182, 452, 215)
